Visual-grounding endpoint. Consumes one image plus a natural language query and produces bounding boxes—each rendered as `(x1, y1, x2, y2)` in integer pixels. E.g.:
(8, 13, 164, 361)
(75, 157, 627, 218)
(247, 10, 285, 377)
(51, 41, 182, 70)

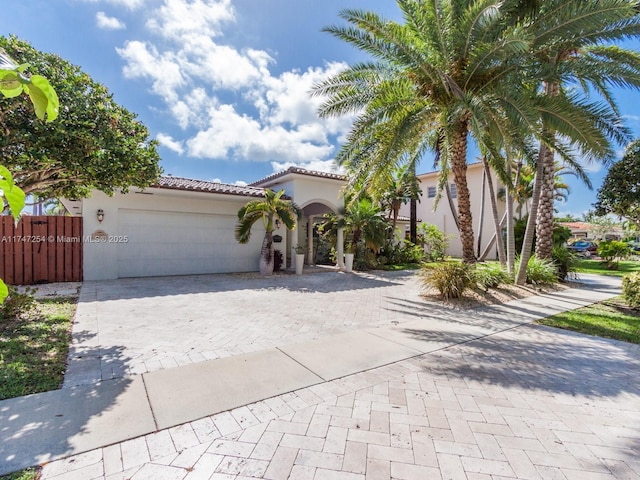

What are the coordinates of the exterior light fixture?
(97, 209, 104, 223)
(275, 219, 281, 229)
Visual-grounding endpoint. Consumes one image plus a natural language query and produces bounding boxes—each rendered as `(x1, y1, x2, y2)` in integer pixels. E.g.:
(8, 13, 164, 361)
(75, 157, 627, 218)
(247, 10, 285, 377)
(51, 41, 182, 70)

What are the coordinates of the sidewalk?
(1, 274, 636, 479)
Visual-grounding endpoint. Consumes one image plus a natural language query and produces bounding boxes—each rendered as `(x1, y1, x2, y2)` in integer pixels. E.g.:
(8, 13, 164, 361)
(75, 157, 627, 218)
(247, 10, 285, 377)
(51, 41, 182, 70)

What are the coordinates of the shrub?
(518, 255, 558, 285)
(0, 286, 37, 320)
(552, 246, 576, 281)
(598, 240, 631, 270)
(419, 223, 452, 261)
(622, 272, 640, 309)
(474, 263, 512, 291)
(383, 240, 425, 265)
(418, 261, 475, 299)
(353, 242, 378, 270)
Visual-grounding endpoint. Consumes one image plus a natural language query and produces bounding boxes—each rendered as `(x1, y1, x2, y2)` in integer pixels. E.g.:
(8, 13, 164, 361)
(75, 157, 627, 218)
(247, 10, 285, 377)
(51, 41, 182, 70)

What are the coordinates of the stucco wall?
(400, 163, 507, 259)
(82, 188, 271, 280)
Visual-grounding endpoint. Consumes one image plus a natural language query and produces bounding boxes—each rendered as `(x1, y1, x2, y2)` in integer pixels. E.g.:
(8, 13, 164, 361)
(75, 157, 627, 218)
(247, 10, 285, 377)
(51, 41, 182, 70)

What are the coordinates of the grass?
(574, 258, 640, 277)
(0, 469, 40, 480)
(0, 296, 77, 400)
(379, 262, 422, 271)
(538, 296, 640, 345)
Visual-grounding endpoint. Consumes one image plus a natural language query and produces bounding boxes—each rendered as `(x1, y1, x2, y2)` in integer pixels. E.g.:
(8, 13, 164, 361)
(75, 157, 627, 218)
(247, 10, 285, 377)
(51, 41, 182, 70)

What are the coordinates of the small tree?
(597, 240, 631, 270)
(235, 189, 300, 276)
(418, 222, 452, 262)
(594, 139, 640, 231)
(0, 47, 57, 302)
(1, 36, 161, 199)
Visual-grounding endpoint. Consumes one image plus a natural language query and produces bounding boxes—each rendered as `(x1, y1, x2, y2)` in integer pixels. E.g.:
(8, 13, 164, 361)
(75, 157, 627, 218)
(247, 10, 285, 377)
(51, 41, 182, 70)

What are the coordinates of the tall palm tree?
(235, 189, 300, 276)
(376, 163, 422, 241)
(499, 161, 577, 219)
(513, 0, 640, 283)
(313, 0, 538, 263)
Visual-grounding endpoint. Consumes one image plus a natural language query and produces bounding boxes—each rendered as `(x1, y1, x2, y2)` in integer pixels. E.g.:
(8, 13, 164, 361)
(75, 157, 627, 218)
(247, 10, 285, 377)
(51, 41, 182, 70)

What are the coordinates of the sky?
(3, 0, 640, 218)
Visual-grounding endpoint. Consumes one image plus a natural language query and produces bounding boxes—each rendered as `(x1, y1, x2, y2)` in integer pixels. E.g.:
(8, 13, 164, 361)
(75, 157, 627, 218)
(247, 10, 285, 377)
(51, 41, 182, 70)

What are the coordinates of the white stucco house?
(62, 167, 347, 281)
(399, 162, 508, 259)
(62, 163, 507, 281)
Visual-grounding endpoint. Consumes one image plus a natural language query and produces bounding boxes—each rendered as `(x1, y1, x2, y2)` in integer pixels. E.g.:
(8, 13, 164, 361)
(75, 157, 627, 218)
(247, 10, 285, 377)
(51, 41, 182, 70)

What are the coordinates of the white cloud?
(79, 0, 146, 10)
(114, 0, 354, 165)
(96, 11, 126, 30)
(110, 0, 146, 8)
(156, 133, 184, 154)
(211, 178, 222, 183)
(234, 180, 248, 186)
(186, 104, 335, 162)
(117, 40, 186, 102)
(271, 159, 345, 175)
(146, 0, 235, 39)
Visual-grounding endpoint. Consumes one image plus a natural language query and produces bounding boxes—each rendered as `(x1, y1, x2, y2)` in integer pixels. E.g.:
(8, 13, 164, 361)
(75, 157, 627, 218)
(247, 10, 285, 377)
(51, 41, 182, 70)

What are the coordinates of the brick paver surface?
(66, 271, 436, 386)
(43, 321, 640, 480)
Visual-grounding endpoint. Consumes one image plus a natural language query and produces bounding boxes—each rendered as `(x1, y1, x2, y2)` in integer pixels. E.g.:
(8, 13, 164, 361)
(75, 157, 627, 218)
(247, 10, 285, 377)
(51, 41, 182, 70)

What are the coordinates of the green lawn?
(0, 296, 76, 400)
(574, 258, 640, 277)
(0, 469, 40, 480)
(538, 296, 640, 345)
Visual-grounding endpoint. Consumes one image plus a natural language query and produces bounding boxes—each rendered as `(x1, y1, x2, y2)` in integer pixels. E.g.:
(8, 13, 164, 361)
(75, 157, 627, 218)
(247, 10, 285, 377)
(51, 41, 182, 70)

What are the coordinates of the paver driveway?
(66, 270, 429, 386)
(43, 309, 640, 480)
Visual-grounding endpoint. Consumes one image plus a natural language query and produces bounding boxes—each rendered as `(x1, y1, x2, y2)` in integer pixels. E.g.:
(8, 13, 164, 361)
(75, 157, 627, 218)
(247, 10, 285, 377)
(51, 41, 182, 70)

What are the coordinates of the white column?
(288, 224, 297, 270)
(337, 227, 344, 268)
(307, 215, 314, 265)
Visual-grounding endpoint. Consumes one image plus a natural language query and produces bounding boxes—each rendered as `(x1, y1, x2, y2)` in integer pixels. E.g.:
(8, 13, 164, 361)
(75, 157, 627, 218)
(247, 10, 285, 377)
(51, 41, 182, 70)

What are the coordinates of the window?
(427, 186, 436, 198)
(449, 183, 457, 199)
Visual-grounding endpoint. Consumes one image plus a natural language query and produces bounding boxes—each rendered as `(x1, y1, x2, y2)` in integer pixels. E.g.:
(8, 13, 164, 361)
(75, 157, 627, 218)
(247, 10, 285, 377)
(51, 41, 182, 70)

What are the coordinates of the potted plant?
(344, 240, 355, 272)
(293, 244, 306, 275)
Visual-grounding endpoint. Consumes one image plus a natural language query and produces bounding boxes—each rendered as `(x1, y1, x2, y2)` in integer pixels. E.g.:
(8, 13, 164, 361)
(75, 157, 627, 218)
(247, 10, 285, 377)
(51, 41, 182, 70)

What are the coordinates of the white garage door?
(117, 209, 263, 278)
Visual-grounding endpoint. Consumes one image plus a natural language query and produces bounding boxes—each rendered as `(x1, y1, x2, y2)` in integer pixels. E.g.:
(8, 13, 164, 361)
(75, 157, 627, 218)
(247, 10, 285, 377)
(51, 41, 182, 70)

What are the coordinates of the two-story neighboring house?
(399, 162, 508, 260)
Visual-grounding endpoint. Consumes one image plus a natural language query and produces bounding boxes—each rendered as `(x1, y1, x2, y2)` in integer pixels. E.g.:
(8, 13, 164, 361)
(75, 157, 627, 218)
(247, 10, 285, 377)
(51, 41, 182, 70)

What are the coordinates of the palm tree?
(320, 198, 388, 256)
(375, 163, 421, 241)
(499, 161, 576, 219)
(235, 189, 300, 276)
(513, 0, 640, 283)
(313, 0, 539, 263)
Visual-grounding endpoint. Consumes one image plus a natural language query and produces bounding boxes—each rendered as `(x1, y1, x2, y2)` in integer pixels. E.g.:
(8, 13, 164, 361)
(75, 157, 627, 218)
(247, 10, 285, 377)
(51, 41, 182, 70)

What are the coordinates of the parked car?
(567, 240, 598, 257)
(628, 241, 640, 253)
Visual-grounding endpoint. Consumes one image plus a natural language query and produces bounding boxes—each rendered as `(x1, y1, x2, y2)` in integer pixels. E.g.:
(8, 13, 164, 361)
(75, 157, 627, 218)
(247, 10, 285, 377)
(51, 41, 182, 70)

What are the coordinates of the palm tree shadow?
(412, 322, 640, 399)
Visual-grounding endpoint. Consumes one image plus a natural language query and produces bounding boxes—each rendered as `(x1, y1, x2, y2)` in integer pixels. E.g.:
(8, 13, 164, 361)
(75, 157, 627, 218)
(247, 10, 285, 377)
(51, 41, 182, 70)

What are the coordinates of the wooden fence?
(0, 216, 83, 285)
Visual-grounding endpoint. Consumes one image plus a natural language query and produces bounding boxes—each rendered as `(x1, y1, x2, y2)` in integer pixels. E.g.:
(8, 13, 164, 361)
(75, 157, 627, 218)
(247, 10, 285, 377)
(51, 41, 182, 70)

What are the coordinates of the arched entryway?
(291, 200, 344, 268)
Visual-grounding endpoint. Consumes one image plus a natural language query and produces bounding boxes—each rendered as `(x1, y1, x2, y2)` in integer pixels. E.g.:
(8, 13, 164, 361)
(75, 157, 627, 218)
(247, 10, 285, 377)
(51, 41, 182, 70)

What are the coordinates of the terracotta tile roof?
(154, 176, 271, 198)
(250, 166, 346, 186)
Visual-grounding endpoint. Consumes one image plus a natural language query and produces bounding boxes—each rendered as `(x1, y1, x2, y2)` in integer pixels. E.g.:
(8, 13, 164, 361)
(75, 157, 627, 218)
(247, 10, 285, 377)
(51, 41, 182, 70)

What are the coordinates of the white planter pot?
(345, 253, 354, 272)
(295, 253, 305, 275)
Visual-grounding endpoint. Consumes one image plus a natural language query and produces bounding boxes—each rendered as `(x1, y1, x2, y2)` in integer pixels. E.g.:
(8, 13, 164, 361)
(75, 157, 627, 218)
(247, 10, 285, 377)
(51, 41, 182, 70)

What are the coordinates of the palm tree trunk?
(515, 145, 547, 284)
(507, 162, 522, 274)
(482, 158, 506, 266)
(450, 121, 475, 263)
(535, 81, 560, 259)
(259, 231, 274, 276)
(410, 198, 417, 243)
(476, 165, 486, 258)
(445, 183, 460, 231)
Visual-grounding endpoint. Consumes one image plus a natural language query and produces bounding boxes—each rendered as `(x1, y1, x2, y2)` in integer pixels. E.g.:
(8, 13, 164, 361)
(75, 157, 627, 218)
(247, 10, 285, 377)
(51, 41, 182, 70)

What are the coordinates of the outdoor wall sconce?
(275, 219, 281, 229)
(97, 209, 104, 223)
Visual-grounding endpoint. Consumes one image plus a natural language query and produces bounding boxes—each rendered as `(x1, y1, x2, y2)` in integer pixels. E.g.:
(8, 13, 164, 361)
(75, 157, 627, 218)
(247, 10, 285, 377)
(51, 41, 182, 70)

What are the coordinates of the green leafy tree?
(0, 35, 161, 199)
(235, 189, 301, 276)
(0, 46, 57, 302)
(595, 139, 640, 231)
